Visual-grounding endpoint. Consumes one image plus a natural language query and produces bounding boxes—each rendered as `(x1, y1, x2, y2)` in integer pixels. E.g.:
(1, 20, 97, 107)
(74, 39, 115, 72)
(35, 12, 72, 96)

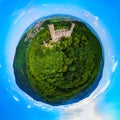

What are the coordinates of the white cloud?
(27, 105, 31, 109)
(112, 61, 118, 73)
(83, 11, 89, 17)
(59, 79, 110, 120)
(82, 10, 99, 26)
(60, 102, 103, 120)
(28, 8, 35, 13)
(8, 79, 11, 84)
(24, 0, 34, 9)
(92, 80, 110, 99)
(13, 95, 19, 102)
(94, 16, 98, 26)
(23, 93, 55, 110)
(13, 11, 26, 24)
(112, 56, 118, 73)
(41, 3, 55, 7)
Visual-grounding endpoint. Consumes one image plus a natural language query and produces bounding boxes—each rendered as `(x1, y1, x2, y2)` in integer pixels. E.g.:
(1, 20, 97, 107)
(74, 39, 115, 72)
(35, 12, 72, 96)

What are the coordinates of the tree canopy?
(13, 16, 102, 105)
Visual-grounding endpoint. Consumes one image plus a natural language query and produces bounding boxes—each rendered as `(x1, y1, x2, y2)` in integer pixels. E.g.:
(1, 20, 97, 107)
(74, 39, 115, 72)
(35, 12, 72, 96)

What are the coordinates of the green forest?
(13, 17, 102, 105)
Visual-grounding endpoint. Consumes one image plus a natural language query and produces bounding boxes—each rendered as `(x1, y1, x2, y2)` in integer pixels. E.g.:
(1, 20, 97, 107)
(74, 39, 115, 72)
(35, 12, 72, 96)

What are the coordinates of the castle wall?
(48, 23, 75, 42)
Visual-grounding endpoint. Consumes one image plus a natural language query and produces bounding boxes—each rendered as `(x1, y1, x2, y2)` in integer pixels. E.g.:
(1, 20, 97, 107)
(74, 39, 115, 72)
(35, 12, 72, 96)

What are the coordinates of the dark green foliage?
(13, 17, 102, 104)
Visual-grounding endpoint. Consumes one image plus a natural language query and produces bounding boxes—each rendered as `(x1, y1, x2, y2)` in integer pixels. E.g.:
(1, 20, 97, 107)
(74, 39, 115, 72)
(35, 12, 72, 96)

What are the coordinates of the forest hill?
(13, 17, 102, 105)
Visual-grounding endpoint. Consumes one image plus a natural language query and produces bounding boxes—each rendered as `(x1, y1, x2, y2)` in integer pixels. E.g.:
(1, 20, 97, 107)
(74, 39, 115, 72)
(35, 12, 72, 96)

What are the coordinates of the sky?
(0, 0, 120, 120)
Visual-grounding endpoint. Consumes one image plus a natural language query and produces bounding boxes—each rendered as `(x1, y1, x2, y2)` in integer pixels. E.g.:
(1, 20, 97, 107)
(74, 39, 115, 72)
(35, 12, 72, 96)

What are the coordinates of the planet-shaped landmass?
(13, 15, 102, 105)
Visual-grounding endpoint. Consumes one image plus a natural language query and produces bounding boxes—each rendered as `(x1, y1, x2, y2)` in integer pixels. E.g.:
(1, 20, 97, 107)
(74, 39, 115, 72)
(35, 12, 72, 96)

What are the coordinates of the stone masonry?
(48, 22, 75, 42)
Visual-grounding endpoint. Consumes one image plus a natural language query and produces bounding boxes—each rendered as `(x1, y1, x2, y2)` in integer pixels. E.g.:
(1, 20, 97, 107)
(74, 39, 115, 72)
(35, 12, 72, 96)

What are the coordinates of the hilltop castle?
(48, 22, 75, 42)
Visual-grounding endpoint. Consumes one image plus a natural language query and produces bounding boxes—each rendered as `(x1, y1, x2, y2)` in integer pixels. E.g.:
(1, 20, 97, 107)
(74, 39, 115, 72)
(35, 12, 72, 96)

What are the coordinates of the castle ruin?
(48, 22, 75, 42)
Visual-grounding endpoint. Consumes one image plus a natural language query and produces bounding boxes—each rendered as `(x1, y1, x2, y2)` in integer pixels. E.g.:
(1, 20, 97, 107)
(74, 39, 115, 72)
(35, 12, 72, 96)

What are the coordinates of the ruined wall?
(48, 23, 75, 42)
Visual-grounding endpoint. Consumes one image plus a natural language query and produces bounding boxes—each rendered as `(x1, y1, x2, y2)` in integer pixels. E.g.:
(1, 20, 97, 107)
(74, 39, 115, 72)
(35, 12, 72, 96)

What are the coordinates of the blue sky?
(0, 0, 120, 120)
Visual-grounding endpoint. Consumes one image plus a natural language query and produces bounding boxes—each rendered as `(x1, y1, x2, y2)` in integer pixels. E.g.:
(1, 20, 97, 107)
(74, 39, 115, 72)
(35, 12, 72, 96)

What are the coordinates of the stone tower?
(48, 24, 56, 41)
(48, 22, 75, 42)
(69, 23, 75, 36)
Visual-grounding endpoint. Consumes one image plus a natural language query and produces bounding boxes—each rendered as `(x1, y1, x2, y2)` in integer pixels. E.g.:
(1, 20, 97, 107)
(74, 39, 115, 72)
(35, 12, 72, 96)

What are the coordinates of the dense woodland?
(13, 17, 102, 105)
